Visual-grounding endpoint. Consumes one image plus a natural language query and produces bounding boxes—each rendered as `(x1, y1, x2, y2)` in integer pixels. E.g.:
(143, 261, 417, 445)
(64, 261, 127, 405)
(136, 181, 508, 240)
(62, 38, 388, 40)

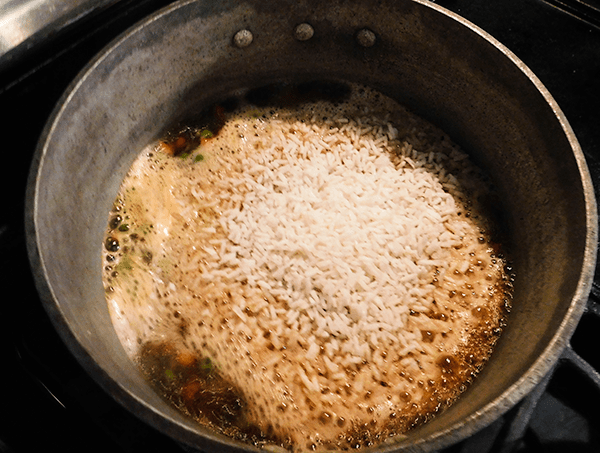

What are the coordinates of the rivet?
(356, 28, 376, 47)
(294, 23, 314, 41)
(233, 29, 253, 48)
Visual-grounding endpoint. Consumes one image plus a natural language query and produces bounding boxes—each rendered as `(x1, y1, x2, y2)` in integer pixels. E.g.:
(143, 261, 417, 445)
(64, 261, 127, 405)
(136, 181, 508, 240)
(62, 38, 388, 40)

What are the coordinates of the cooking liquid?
(102, 82, 513, 451)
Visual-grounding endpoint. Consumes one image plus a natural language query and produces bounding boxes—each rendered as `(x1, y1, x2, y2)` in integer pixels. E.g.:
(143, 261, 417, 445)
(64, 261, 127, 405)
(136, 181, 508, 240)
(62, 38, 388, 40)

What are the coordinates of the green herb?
(194, 154, 205, 162)
(200, 357, 213, 373)
(200, 129, 214, 139)
(118, 223, 130, 232)
(165, 369, 175, 380)
(116, 256, 133, 271)
(248, 109, 262, 119)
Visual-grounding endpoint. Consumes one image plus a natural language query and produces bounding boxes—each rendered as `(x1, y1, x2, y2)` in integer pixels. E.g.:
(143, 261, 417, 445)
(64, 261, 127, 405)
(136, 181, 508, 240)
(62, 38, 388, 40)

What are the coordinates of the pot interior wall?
(27, 0, 594, 451)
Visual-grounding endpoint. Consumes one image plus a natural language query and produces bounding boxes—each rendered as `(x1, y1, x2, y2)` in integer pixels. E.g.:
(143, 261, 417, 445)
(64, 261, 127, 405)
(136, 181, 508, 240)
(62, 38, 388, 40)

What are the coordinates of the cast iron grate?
(537, 0, 600, 30)
(442, 295, 600, 453)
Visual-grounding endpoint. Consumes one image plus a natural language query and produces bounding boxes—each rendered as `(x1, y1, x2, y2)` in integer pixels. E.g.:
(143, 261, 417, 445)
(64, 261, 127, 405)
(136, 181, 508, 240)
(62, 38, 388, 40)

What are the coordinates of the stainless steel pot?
(25, 0, 597, 451)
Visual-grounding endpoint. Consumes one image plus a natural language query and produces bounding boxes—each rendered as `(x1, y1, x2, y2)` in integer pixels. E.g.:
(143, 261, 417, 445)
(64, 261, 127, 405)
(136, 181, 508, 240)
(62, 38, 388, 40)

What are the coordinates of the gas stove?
(1, 1, 599, 452)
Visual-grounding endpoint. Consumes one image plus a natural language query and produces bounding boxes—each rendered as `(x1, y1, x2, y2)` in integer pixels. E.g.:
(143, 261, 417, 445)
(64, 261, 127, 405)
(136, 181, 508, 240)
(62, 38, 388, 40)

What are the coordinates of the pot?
(25, 0, 597, 451)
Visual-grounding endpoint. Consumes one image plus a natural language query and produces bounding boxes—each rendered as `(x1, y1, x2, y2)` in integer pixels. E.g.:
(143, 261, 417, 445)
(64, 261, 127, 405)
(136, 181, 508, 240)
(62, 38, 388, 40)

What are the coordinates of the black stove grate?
(537, 0, 600, 30)
(1, 0, 599, 452)
(446, 296, 600, 453)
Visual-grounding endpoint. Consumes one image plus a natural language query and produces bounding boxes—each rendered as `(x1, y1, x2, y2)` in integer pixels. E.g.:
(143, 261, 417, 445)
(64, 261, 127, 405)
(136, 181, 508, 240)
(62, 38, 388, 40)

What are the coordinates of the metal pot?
(25, 0, 597, 451)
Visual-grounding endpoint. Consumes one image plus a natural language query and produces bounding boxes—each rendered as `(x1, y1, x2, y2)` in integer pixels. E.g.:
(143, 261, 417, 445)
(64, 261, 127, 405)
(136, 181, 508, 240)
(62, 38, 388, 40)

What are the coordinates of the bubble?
(105, 237, 120, 252)
(109, 215, 123, 229)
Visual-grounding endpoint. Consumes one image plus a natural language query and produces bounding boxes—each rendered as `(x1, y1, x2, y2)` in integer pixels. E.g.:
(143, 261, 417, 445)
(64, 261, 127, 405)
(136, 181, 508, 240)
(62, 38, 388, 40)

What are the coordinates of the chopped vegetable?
(200, 129, 213, 139)
(176, 351, 196, 367)
(158, 141, 176, 156)
(200, 357, 213, 373)
(248, 109, 262, 119)
(174, 136, 187, 148)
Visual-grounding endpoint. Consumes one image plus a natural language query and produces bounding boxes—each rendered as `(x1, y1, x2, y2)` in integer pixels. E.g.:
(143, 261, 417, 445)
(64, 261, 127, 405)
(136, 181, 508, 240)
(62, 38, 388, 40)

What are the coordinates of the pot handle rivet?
(233, 29, 253, 48)
(356, 28, 376, 47)
(295, 23, 314, 41)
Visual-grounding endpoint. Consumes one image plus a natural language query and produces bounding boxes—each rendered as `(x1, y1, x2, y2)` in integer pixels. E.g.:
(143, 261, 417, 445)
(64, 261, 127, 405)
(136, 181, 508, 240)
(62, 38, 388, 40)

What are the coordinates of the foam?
(102, 84, 511, 451)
